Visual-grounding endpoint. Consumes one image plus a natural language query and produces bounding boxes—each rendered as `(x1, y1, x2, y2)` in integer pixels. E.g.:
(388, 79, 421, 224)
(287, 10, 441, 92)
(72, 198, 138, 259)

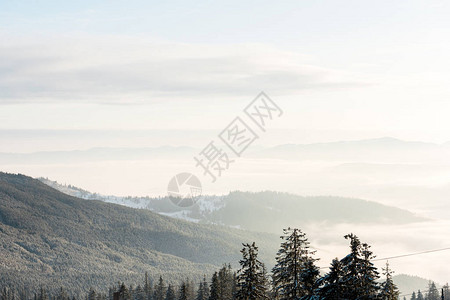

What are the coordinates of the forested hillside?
(39, 178, 426, 234)
(0, 172, 277, 295)
(0, 172, 441, 299)
(3, 226, 440, 300)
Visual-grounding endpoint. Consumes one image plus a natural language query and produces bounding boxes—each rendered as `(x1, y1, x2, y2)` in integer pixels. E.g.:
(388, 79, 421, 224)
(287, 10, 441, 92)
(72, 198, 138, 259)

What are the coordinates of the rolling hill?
(0, 172, 431, 296)
(39, 178, 427, 234)
(0, 172, 278, 295)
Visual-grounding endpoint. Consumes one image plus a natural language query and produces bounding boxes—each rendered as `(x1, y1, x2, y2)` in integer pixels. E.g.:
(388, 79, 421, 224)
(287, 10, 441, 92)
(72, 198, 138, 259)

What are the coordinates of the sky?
(2, 0, 450, 283)
(1, 0, 450, 146)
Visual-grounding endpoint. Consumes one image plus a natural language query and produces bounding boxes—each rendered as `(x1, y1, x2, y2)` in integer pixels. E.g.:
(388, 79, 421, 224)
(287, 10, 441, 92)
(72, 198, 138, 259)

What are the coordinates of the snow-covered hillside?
(38, 177, 225, 221)
(38, 177, 425, 233)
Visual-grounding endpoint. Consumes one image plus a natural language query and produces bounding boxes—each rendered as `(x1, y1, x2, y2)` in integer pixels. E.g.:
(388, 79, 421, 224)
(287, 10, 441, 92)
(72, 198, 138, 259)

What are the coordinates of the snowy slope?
(38, 178, 425, 233)
(38, 177, 224, 221)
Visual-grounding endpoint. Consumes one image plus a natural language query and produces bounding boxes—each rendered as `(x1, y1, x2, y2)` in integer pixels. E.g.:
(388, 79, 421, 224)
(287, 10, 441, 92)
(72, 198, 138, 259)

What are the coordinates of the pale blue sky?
(1, 0, 450, 144)
(3, 2, 450, 281)
(1, 1, 446, 43)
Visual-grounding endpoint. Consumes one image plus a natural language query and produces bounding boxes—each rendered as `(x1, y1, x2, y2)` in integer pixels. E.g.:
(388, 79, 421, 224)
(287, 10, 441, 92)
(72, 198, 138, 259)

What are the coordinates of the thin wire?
(109, 247, 450, 295)
(372, 247, 450, 262)
(319, 246, 450, 269)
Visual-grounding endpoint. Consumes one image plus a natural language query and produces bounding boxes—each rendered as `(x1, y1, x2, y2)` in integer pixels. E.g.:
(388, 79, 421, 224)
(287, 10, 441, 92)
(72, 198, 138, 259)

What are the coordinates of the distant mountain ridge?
(2, 137, 450, 165)
(39, 178, 427, 234)
(250, 137, 450, 163)
(0, 146, 195, 165)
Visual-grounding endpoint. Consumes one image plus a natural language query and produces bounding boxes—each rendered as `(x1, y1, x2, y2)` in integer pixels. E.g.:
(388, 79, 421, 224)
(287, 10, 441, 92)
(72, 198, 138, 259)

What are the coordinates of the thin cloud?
(0, 35, 370, 104)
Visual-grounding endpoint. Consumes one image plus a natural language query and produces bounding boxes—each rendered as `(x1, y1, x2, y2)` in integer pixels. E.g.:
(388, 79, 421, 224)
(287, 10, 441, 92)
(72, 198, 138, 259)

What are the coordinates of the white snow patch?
(159, 211, 200, 223)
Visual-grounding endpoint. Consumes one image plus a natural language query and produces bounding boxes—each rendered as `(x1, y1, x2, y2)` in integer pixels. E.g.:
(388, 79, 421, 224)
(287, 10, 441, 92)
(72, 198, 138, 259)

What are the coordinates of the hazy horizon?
(2, 0, 450, 294)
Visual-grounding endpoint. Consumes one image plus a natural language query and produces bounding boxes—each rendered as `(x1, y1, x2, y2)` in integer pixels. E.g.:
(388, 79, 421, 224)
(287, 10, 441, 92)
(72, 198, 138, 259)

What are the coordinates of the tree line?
(1, 228, 437, 300)
(406, 281, 450, 300)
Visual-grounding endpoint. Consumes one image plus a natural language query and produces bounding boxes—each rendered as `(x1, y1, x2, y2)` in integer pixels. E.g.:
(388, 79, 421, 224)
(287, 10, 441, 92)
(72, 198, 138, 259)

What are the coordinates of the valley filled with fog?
(2, 131, 450, 283)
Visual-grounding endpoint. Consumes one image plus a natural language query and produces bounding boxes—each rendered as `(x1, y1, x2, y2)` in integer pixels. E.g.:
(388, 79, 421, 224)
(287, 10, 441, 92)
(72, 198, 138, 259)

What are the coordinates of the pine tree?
(56, 287, 69, 300)
(427, 282, 439, 300)
(379, 261, 399, 300)
(204, 276, 211, 299)
(203, 275, 211, 300)
(197, 276, 210, 300)
(197, 282, 206, 300)
(218, 265, 235, 300)
(443, 283, 450, 299)
(340, 233, 363, 299)
(272, 228, 318, 300)
(37, 286, 49, 300)
(144, 272, 153, 300)
(178, 282, 189, 300)
(1, 286, 15, 300)
(135, 285, 145, 300)
(359, 242, 380, 298)
(417, 290, 424, 300)
(88, 288, 97, 300)
(118, 283, 131, 300)
(154, 276, 167, 300)
(317, 258, 345, 299)
(260, 265, 272, 299)
(410, 291, 416, 300)
(129, 285, 135, 300)
(186, 280, 195, 300)
(18, 285, 31, 300)
(299, 259, 320, 300)
(165, 284, 176, 300)
(209, 272, 220, 300)
(340, 233, 380, 299)
(232, 271, 238, 299)
(109, 287, 115, 300)
(235, 242, 269, 300)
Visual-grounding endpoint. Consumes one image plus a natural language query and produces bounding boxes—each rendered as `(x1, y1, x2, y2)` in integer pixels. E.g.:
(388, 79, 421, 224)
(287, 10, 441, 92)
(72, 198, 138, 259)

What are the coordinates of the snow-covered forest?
(3, 228, 435, 300)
